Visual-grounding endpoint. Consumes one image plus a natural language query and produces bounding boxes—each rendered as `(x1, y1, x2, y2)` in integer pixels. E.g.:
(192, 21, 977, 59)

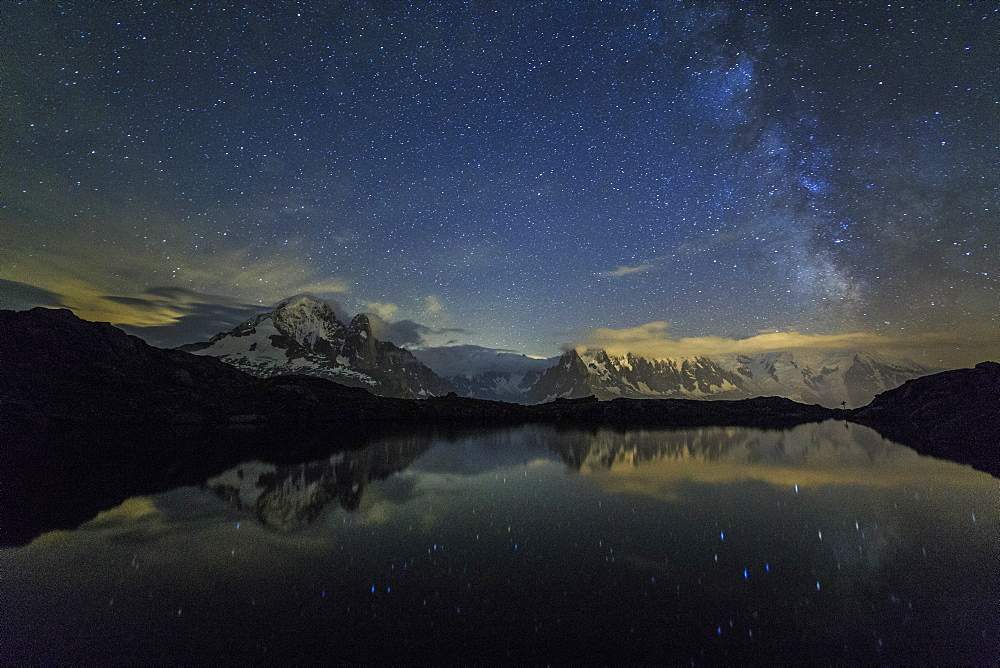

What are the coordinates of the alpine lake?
(2, 420, 997, 664)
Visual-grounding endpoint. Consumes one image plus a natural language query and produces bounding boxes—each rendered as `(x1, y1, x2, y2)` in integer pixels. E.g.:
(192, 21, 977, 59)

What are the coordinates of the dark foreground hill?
(849, 361, 999, 474)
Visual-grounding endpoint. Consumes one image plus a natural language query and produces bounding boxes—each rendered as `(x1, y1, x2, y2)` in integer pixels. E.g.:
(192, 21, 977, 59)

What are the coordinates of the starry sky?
(1, 1, 996, 366)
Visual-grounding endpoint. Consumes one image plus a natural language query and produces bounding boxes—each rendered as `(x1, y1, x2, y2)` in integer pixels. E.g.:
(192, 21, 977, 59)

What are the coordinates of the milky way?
(1, 2, 995, 365)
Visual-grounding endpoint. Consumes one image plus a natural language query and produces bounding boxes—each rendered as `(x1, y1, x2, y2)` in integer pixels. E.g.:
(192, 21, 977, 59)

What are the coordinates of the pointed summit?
(348, 313, 372, 338)
(177, 296, 348, 374)
(345, 313, 376, 362)
(527, 348, 593, 402)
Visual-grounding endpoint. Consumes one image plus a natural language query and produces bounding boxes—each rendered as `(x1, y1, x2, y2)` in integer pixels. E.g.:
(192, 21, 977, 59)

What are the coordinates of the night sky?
(1, 2, 996, 366)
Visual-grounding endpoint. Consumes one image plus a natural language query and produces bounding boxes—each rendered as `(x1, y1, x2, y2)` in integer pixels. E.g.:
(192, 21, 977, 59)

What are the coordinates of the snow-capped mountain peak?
(179, 296, 452, 398)
(271, 295, 346, 352)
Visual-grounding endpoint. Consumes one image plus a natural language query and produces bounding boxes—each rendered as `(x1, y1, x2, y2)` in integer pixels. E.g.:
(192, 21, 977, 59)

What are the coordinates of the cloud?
(0, 233, 352, 329)
(409, 344, 555, 378)
(425, 294, 444, 316)
(603, 263, 652, 277)
(106, 287, 266, 347)
(366, 315, 469, 349)
(294, 279, 351, 295)
(365, 301, 399, 320)
(28, 277, 188, 328)
(576, 321, 995, 367)
(365, 314, 423, 346)
(110, 288, 350, 348)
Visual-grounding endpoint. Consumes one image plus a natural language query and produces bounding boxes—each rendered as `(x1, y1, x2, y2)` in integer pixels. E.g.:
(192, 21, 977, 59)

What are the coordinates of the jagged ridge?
(522, 347, 931, 408)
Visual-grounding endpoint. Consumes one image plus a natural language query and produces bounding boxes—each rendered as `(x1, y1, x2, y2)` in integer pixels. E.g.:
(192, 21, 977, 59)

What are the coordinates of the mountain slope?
(179, 295, 452, 399)
(207, 434, 434, 531)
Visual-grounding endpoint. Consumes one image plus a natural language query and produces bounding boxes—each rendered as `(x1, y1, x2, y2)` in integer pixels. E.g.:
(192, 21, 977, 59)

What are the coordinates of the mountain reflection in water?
(1, 422, 997, 664)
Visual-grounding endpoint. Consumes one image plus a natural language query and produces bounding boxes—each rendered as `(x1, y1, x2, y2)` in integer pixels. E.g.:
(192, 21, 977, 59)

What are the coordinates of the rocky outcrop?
(849, 361, 999, 475)
(341, 313, 453, 398)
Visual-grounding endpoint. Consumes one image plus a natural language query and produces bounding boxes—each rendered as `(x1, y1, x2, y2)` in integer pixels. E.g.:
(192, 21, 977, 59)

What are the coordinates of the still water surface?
(2, 421, 997, 663)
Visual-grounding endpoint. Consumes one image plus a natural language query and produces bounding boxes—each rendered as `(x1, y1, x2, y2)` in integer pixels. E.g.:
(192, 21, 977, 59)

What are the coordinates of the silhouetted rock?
(850, 361, 999, 475)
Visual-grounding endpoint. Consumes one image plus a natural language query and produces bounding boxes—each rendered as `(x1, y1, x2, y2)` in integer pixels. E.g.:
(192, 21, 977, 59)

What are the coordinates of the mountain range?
(179, 295, 933, 408)
(526, 347, 933, 408)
